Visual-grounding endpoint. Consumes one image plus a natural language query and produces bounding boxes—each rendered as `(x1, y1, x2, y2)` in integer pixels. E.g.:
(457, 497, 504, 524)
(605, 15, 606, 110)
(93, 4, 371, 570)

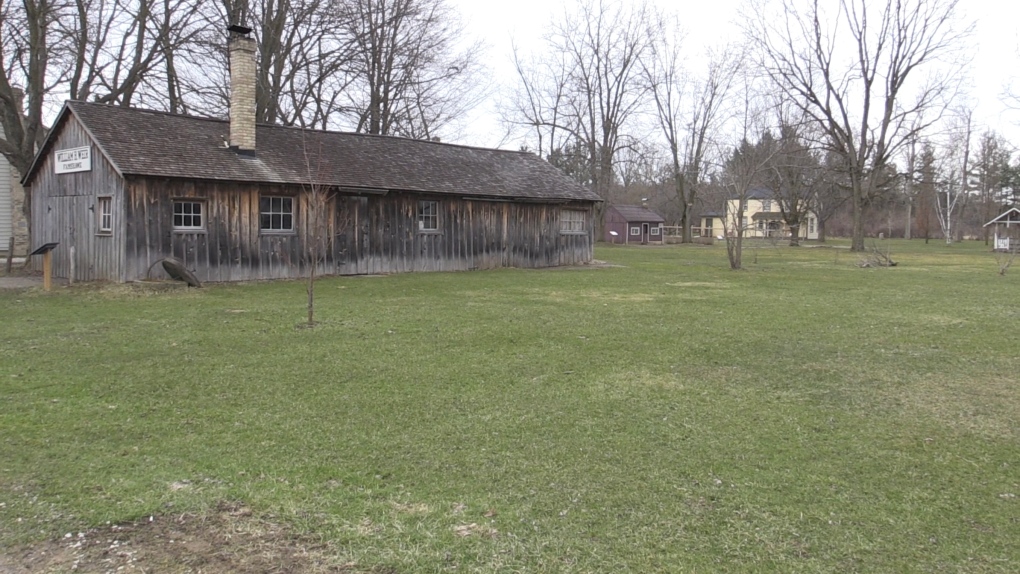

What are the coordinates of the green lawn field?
(1, 240, 1017, 572)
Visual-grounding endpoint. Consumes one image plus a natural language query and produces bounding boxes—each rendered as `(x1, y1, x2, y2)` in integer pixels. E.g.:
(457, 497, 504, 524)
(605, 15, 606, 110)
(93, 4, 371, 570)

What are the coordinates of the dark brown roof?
(608, 205, 665, 223)
(26, 101, 600, 203)
(751, 211, 785, 221)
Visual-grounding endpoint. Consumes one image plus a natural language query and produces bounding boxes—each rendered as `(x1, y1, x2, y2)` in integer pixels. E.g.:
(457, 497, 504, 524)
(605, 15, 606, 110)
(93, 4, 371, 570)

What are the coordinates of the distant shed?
(984, 207, 1020, 252)
(604, 205, 665, 244)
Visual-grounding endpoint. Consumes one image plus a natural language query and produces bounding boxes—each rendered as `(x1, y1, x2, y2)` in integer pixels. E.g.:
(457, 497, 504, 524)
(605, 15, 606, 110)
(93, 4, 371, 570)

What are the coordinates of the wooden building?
(603, 205, 665, 244)
(23, 29, 599, 283)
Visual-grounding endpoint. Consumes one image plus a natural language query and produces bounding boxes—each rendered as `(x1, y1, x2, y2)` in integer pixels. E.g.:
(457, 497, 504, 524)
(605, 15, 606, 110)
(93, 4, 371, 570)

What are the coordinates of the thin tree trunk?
(851, 192, 865, 251)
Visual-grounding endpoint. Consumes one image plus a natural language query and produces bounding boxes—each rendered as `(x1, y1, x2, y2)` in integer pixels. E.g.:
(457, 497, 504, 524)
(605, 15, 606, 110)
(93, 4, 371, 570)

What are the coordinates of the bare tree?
(0, 0, 56, 176)
(0, 0, 207, 168)
(187, 0, 357, 128)
(747, 0, 972, 251)
(340, 0, 484, 139)
(995, 244, 1018, 276)
(299, 135, 342, 326)
(506, 0, 653, 211)
(721, 82, 778, 270)
(505, 42, 573, 162)
(766, 118, 822, 246)
(644, 16, 740, 243)
(810, 152, 851, 242)
(722, 132, 779, 269)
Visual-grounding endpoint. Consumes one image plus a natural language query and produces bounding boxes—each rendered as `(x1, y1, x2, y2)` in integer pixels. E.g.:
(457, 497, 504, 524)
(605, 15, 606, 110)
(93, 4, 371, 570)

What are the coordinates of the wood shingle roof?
(26, 102, 600, 203)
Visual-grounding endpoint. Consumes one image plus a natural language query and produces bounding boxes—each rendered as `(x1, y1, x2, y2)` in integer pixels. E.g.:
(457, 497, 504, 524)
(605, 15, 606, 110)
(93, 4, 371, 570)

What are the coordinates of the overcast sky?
(446, 0, 1020, 150)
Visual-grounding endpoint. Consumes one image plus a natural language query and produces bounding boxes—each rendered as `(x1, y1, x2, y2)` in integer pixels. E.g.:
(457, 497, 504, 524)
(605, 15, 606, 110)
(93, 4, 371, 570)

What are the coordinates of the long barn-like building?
(23, 29, 599, 283)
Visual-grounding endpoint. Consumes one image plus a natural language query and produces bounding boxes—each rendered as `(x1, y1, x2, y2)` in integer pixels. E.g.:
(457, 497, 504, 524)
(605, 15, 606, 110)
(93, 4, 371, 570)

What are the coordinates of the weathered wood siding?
(343, 194, 593, 275)
(123, 180, 594, 282)
(29, 117, 125, 281)
(124, 179, 342, 282)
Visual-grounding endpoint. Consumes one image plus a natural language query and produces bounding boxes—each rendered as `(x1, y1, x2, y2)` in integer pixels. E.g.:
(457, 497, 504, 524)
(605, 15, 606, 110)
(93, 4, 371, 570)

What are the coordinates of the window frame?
(559, 209, 587, 235)
(259, 195, 295, 234)
(630, 226, 640, 236)
(172, 200, 206, 232)
(97, 196, 113, 235)
(417, 200, 439, 233)
(762, 199, 772, 211)
(650, 226, 661, 236)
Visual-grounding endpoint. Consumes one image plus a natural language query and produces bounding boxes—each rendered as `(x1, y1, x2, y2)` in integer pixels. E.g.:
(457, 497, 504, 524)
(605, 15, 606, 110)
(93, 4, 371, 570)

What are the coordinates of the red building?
(603, 205, 665, 244)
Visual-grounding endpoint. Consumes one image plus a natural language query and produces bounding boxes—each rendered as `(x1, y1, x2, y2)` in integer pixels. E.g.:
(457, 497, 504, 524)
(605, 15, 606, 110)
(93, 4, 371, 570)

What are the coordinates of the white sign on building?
(55, 146, 92, 174)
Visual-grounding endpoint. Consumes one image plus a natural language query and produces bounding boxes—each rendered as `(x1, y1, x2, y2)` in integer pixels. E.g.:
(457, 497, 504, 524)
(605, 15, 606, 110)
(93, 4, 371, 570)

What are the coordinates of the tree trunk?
(307, 252, 316, 325)
(680, 208, 692, 243)
(904, 198, 912, 240)
(851, 192, 865, 251)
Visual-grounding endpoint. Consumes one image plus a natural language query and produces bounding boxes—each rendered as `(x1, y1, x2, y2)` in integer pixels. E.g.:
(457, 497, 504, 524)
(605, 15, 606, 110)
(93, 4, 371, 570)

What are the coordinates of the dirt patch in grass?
(0, 502, 355, 573)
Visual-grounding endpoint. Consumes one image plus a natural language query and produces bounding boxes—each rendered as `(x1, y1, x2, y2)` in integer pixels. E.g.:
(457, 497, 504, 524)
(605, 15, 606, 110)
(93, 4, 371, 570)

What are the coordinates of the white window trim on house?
(417, 200, 439, 232)
(97, 196, 112, 235)
(260, 196, 294, 233)
(630, 226, 640, 236)
(559, 209, 586, 234)
(173, 200, 205, 231)
(650, 226, 661, 236)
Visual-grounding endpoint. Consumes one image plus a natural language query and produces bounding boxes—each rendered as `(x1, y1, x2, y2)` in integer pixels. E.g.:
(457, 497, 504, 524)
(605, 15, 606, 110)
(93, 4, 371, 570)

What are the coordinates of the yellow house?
(725, 189, 819, 240)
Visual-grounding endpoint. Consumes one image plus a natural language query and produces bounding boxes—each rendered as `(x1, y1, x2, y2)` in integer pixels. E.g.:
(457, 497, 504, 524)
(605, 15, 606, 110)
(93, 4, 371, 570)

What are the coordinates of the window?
(97, 197, 112, 234)
(630, 226, 640, 236)
(809, 217, 816, 234)
(762, 199, 772, 211)
(742, 217, 748, 229)
(260, 196, 293, 232)
(173, 200, 204, 230)
(418, 200, 438, 231)
(705, 217, 714, 232)
(559, 209, 586, 233)
(650, 226, 661, 236)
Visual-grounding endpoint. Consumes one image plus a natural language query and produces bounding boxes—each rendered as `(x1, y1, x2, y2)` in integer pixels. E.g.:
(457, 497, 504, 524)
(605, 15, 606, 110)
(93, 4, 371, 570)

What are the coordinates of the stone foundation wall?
(9, 171, 28, 256)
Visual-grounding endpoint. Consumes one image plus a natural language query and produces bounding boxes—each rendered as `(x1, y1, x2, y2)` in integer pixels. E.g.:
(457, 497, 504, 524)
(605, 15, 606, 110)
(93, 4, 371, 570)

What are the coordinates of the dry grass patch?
(884, 374, 1020, 439)
(539, 289, 657, 303)
(665, 281, 730, 288)
(590, 369, 685, 396)
(388, 501, 431, 514)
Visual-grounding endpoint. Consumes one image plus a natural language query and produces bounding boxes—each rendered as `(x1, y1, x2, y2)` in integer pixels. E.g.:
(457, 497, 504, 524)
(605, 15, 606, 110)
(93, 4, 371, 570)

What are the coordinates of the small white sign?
(55, 146, 91, 174)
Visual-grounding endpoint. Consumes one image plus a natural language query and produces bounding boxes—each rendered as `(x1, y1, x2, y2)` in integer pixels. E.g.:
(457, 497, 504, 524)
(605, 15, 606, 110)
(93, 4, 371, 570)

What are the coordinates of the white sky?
(447, 0, 1020, 150)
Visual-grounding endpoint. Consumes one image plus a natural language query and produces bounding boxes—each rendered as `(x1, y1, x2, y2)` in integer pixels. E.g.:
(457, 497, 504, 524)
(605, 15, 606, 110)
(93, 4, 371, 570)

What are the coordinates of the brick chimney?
(228, 25, 256, 153)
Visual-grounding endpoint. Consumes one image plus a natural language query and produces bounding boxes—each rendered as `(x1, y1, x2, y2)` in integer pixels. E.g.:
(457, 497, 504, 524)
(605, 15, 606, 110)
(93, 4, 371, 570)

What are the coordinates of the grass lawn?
(1, 239, 1018, 572)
